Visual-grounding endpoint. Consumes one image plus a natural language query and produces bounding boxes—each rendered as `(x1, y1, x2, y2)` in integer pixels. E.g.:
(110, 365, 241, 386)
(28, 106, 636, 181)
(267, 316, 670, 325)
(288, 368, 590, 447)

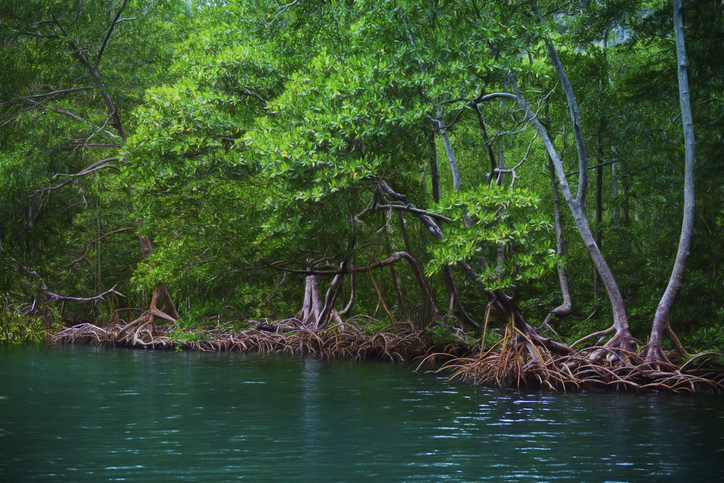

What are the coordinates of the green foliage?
(168, 327, 208, 345)
(428, 185, 556, 291)
(687, 321, 724, 354)
(0, 297, 60, 344)
(424, 321, 484, 348)
(0, 0, 188, 317)
(2, 0, 723, 353)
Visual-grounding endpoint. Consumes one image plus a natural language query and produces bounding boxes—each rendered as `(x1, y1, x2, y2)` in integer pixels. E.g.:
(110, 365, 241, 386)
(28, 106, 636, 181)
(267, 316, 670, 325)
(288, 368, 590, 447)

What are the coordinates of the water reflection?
(1, 344, 723, 482)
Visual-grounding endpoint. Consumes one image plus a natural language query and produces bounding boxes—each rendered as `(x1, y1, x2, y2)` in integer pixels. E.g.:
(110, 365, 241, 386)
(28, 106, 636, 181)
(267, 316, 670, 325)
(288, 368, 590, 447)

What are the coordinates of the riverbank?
(50, 318, 724, 394)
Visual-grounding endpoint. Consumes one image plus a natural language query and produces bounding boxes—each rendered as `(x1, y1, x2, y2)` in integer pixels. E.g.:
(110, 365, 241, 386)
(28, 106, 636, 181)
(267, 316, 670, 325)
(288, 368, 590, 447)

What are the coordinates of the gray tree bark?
(544, 157, 572, 323)
(645, 0, 697, 362)
(481, 77, 634, 351)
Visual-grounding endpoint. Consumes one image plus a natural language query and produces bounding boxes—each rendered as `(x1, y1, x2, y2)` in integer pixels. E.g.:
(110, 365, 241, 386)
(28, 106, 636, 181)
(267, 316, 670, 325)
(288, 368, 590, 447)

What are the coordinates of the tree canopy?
(2, 0, 724, 372)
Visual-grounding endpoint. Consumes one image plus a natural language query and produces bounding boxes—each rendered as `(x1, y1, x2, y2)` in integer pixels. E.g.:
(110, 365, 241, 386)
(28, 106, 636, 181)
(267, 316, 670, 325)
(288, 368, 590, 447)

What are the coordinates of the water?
(1, 345, 723, 482)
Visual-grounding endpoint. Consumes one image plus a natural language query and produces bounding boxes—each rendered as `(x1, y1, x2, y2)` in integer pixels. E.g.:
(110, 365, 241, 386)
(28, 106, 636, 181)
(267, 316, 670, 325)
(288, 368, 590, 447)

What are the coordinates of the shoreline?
(49, 319, 724, 395)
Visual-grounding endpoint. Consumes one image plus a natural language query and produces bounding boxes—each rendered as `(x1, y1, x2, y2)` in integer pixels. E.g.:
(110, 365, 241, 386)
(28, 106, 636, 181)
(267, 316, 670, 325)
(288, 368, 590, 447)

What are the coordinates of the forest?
(1, 0, 723, 391)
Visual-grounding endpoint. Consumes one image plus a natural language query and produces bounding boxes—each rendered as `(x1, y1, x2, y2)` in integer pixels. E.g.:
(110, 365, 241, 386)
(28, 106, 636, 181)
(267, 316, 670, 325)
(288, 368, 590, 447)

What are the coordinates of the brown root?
(52, 319, 430, 362)
(50, 317, 724, 394)
(435, 338, 724, 394)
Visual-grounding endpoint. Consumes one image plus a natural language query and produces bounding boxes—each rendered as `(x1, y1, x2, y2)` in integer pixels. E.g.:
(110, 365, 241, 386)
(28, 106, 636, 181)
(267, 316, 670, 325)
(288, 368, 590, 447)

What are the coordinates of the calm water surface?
(1, 344, 723, 482)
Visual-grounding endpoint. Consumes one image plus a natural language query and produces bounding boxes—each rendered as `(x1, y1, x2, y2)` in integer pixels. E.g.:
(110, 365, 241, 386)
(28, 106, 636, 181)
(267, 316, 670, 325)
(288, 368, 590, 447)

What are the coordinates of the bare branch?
(62, 143, 122, 150)
(45, 284, 127, 304)
(52, 157, 122, 179)
(95, 0, 129, 70)
(0, 87, 95, 105)
(364, 204, 451, 222)
(227, 84, 269, 108)
(374, 179, 445, 240)
(50, 108, 121, 139)
(0, 244, 123, 304)
(270, 0, 299, 25)
(565, 159, 621, 178)
(63, 227, 135, 268)
(30, 158, 121, 196)
(492, 131, 539, 187)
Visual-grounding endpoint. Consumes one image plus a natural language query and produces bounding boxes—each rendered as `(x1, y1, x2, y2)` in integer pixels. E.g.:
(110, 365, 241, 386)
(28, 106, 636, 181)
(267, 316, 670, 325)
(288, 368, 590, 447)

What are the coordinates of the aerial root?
(51, 319, 428, 362)
(436, 342, 723, 394)
(51, 320, 724, 393)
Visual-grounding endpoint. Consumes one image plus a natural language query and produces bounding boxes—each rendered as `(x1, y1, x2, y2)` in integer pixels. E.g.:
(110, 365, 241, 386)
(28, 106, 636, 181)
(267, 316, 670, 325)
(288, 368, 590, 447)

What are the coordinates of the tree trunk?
(348, 251, 437, 328)
(431, 116, 480, 328)
(594, 140, 603, 300)
(543, 157, 572, 325)
(301, 273, 322, 325)
(442, 266, 479, 329)
(496, 147, 506, 277)
(456, 260, 574, 355)
(428, 125, 440, 203)
(491, 75, 635, 352)
(502, 13, 632, 348)
(645, 0, 697, 362)
(436, 113, 461, 193)
(472, 101, 498, 185)
(612, 160, 620, 228)
(316, 265, 346, 329)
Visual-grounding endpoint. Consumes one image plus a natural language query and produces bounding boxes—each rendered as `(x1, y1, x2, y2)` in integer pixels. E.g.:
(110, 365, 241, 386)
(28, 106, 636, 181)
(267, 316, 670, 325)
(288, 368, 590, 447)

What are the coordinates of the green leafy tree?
(1, 0, 188, 321)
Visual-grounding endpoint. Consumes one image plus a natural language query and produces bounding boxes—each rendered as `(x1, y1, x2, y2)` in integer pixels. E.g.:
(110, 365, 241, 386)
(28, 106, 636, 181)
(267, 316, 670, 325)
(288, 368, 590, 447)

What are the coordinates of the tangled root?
(52, 318, 174, 349)
(432, 342, 724, 394)
(52, 320, 428, 362)
(52, 320, 724, 393)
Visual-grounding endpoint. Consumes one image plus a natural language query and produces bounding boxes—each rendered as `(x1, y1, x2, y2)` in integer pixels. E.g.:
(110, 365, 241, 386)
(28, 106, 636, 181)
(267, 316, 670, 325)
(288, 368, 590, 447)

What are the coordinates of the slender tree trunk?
(472, 102, 498, 185)
(645, 0, 697, 362)
(540, 102, 572, 328)
(60, 0, 178, 318)
(436, 113, 461, 193)
(508, 14, 632, 349)
(491, 74, 634, 351)
(428, 126, 440, 203)
(496, 147, 506, 276)
(350, 252, 437, 328)
(544, 157, 572, 323)
(385, 215, 412, 328)
(427, 125, 477, 328)
(316, 264, 346, 329)
(594, 139, 604, 300)
(612, 160, 620, 228)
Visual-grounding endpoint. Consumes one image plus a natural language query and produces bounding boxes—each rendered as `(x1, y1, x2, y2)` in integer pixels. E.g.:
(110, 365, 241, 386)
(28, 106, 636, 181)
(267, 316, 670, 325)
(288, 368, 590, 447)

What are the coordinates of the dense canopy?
(2, 0, 723, 387)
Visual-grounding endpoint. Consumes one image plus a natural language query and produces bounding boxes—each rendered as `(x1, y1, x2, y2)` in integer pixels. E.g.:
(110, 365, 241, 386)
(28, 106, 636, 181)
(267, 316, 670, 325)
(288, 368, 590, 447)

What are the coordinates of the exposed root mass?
(52, 319, 428, 362)
(434, 343, 724, 394)
(52, 319, 724, 394)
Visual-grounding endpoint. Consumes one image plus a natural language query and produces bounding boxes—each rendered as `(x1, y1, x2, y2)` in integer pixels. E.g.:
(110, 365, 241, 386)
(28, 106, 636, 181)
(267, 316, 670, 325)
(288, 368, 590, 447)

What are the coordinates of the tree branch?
(29, 158, 121, 197)
(366, 204, 451, 222)
(95, 0, 129, 70)
(62, 228, 135, 268)
(53, 157, 122, 179)
(270, 0, 299, 25)
(374, 179, 445, 239)
(45, 285, 126, 304)
(0, 87, 95, 106)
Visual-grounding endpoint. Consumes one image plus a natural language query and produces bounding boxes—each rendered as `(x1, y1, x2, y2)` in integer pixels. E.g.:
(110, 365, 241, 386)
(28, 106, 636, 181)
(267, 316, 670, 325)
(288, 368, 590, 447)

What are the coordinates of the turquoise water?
(1, 344, 723, 482)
